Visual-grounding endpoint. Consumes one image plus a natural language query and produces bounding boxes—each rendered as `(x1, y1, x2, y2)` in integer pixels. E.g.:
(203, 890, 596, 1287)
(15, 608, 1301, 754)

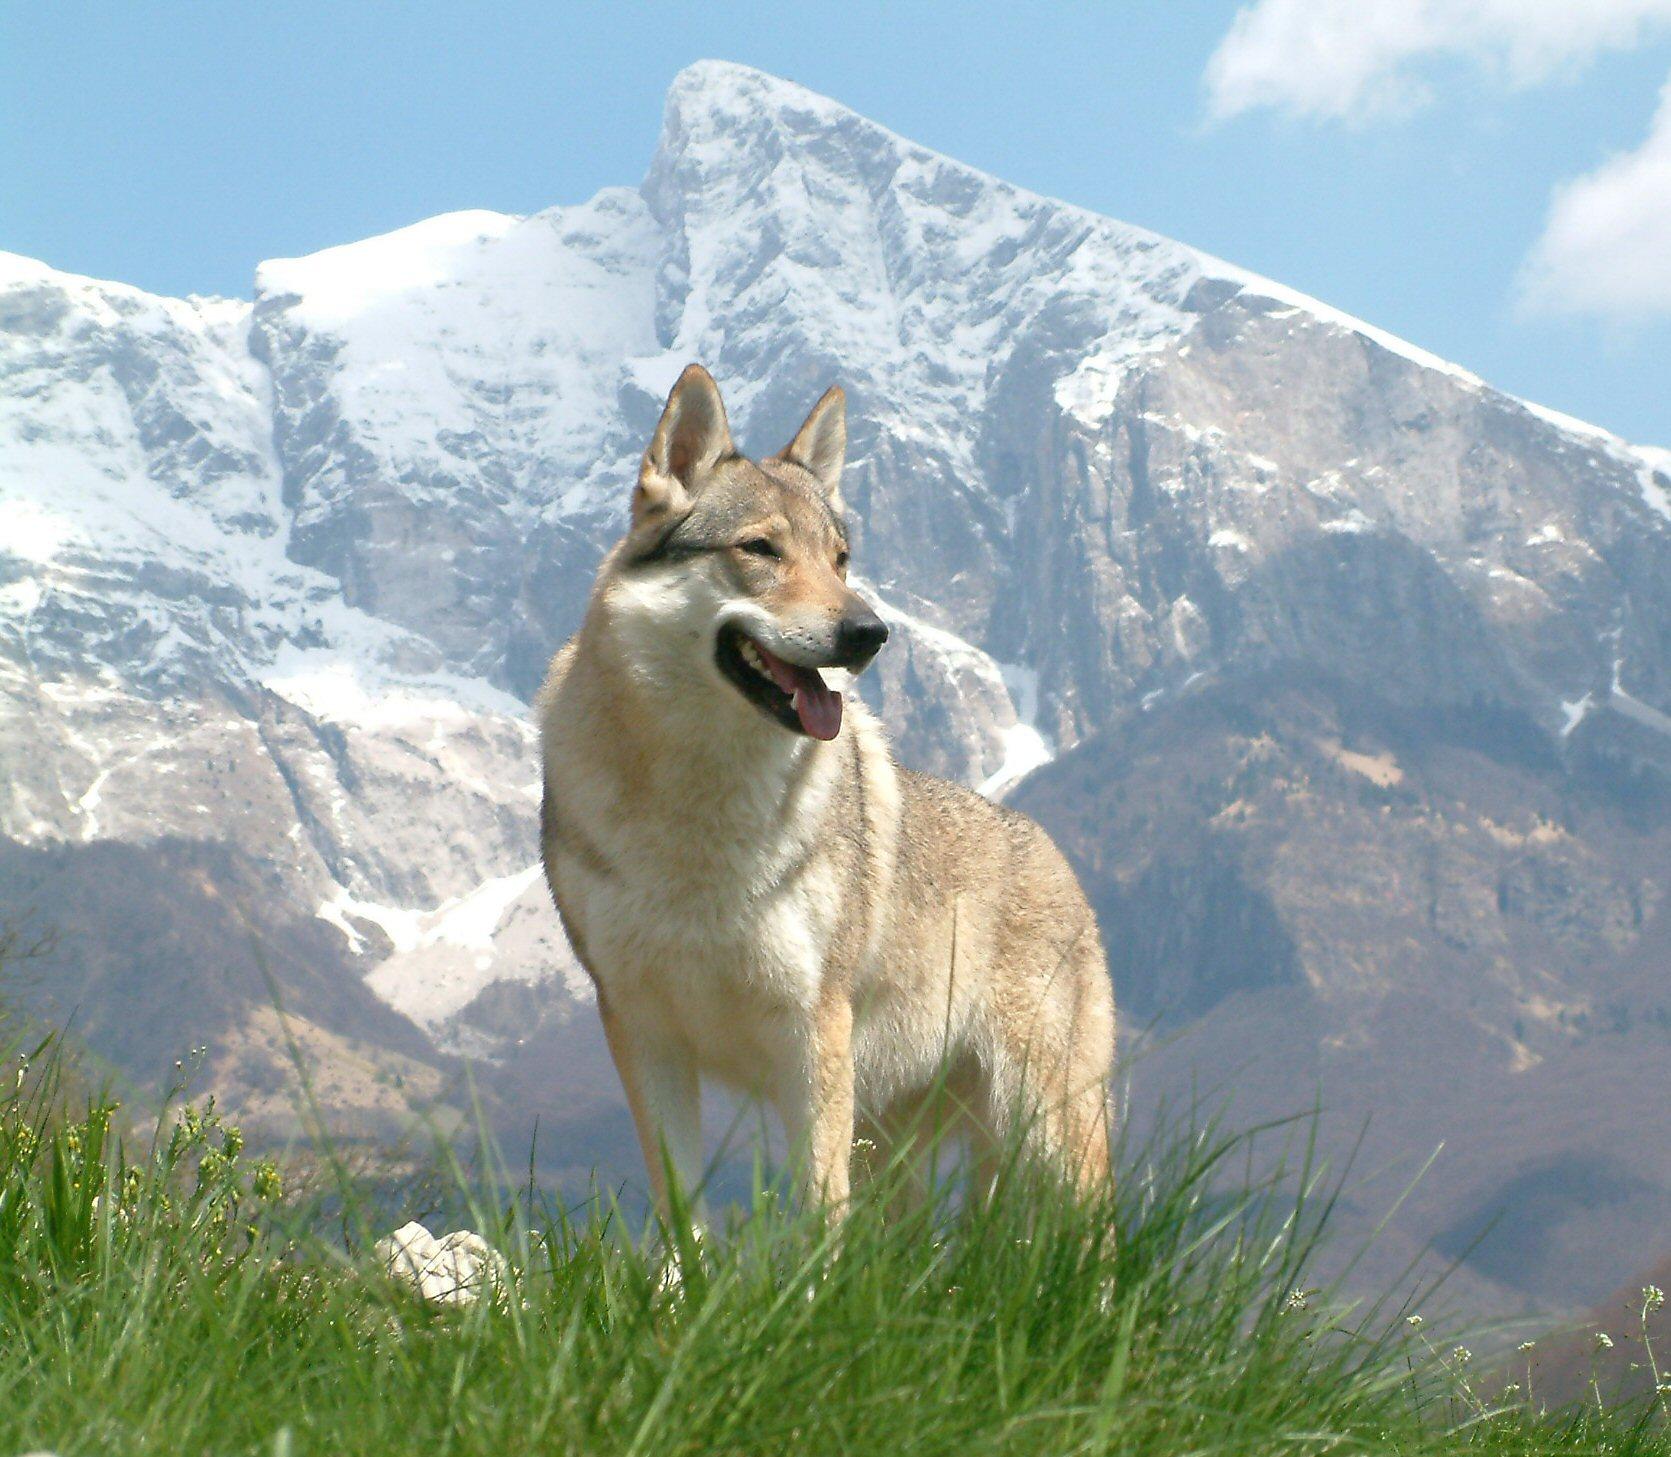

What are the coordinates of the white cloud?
(1203, 0, 1671, 321)
(1205, 0, 1671, 122)
(1518, 77, 1671, 319)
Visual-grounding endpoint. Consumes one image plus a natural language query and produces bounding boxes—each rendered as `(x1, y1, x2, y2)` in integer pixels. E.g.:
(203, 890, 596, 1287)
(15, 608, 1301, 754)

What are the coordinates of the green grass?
(0, 1034, 1665, 1457)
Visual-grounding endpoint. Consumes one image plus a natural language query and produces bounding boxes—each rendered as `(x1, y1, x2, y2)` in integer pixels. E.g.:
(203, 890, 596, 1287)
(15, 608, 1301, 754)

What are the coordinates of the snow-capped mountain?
(3, 61, 1668, 1312)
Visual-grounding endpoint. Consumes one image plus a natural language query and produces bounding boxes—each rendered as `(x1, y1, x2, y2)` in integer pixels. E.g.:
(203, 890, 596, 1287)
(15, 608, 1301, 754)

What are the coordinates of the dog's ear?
(634, 364, 734, 526)
(773, 385, 846, 515)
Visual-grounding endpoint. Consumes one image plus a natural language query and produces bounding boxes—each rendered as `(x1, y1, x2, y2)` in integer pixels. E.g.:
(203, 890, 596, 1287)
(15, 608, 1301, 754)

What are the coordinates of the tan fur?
(537, 365, 1115, 1220)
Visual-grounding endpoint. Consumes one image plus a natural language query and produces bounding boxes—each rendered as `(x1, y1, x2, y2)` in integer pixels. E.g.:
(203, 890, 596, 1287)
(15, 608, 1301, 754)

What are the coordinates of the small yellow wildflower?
(251, 1160, 283, 1201)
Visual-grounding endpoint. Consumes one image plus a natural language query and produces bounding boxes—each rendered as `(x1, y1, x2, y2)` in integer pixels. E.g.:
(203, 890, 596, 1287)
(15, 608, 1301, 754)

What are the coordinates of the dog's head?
(602, 364, 887, 742)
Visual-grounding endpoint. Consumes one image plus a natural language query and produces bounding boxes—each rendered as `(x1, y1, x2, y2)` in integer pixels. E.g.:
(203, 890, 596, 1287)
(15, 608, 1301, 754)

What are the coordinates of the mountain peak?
(646, 63, 1517, 416)
(654, 58, 1013, 209)
(664, 59, 846, 118)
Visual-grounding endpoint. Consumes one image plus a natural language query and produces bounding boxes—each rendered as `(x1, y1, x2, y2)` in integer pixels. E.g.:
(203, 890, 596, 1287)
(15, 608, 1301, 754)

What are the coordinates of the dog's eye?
(835, 550, 849, 571)
(739, 538, 780, 559)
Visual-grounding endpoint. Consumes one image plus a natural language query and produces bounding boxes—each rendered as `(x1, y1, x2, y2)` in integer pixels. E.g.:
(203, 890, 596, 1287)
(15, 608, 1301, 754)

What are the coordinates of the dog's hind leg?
(977, 961, 1115, 1198)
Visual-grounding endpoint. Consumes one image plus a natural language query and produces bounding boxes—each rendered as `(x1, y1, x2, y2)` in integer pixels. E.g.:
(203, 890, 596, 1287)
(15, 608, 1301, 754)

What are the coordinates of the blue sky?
(3, 2, 1668, 443)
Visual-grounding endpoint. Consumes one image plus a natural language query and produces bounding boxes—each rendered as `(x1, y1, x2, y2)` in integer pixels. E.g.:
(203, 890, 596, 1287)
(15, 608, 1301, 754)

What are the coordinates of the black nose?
(835, 610, 889, 667)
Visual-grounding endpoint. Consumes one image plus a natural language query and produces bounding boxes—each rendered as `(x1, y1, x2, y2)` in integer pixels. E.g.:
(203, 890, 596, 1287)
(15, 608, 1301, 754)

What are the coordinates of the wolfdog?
(537, 364, 1115, 1218)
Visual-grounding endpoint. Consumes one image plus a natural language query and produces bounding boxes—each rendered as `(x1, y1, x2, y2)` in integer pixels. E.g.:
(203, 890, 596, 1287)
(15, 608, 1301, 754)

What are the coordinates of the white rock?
(375, 1220, 507, 1307)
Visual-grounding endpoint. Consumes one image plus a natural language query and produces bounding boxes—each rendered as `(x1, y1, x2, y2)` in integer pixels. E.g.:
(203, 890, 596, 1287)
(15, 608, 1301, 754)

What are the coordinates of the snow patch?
(1607, 643, 1671, 741)
(0, 578, 44, 616)
(978, 664, 1056, 800)
(321, 865, 542, 959)
(0, 499, 74, 564)
(1513, 402, 1670, 529)
(257, 191, 662, 523)
(324, 865, 550, 1033)
(1517, 397, 1618, 443)
(1635, 447, 1671, 523)
(865, 589, 1055, 798)
(1321, 509, 1376, 534)
(257, 211, 521, 325)
(263, 645, 529, 731)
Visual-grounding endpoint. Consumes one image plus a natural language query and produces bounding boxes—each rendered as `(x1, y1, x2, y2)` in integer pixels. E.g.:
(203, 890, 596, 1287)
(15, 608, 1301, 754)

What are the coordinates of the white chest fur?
(546, 719, 847, 1088)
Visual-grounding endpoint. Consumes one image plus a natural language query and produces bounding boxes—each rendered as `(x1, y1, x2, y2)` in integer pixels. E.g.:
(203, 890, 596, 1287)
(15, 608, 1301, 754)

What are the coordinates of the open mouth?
(715, 625, 844, 740)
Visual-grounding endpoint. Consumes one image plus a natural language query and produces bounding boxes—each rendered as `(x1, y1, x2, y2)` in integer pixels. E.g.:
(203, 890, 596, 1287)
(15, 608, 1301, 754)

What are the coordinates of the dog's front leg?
(782, 988, 855, 1216)
(597, 993, 704, 1228)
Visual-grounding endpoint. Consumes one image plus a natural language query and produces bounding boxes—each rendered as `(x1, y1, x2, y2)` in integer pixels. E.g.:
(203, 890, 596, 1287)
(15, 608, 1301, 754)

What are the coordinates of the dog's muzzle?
(714, 606, 889, 742)
(832, 608, 889, 670)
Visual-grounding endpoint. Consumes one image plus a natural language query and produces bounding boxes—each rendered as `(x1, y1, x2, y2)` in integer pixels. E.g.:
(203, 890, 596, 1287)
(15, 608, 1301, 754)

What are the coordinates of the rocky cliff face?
(2, 60, 1668, 1313)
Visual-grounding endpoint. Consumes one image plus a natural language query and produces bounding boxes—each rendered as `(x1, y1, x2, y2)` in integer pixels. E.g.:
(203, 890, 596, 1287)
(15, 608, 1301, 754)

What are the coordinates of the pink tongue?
(757, 645, 844, 741)
(792, 680, 844, 740)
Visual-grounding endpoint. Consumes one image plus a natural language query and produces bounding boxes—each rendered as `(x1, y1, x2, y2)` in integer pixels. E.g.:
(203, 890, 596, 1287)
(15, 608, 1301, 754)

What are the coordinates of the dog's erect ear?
(634, 364, 734, 526)
(773, 385, 846, 514)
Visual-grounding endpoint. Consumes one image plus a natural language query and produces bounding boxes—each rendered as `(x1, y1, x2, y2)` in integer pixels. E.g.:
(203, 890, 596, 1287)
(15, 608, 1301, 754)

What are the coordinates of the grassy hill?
(1, 1026, 1666, 1457)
